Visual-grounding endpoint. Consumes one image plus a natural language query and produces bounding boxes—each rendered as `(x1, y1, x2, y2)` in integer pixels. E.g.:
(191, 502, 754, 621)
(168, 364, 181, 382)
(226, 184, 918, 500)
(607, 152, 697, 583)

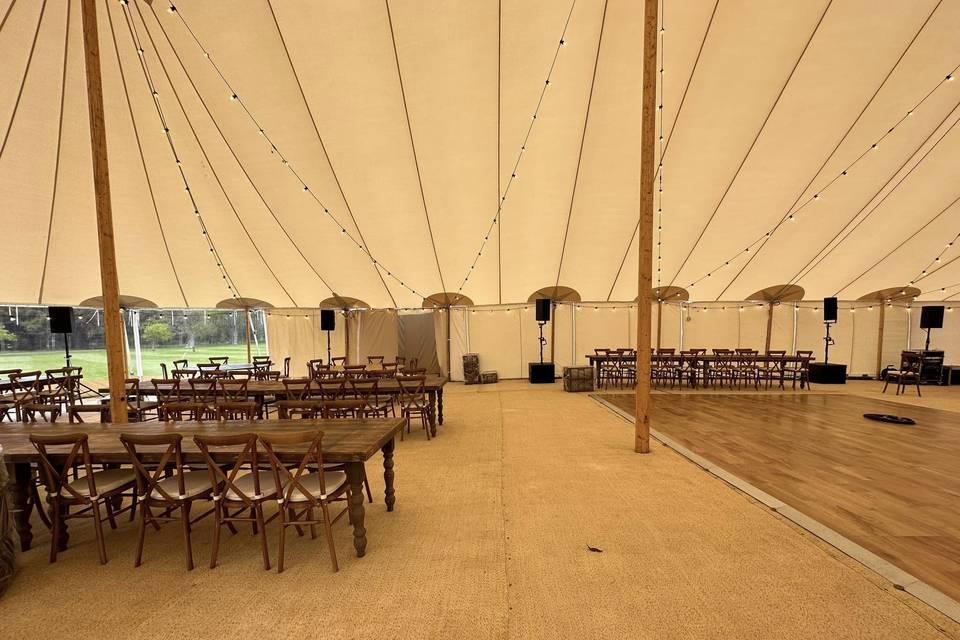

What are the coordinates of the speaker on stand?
(808, 297, 847, 384)
(529, 299, 555, 383)
(48, 306, 74, 367)
(920, 305, 944, 351)
(320, 309, 335, 365)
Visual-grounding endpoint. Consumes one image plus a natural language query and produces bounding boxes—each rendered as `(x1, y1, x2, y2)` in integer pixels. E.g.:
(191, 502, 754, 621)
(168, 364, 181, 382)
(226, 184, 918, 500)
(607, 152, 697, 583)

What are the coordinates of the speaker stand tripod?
(62, 333, 72, 368)
(538, 321, 547, 364)
(924, 327, 933, 352)
(326, 329, 332, 365)
(823, 321, 835, 364)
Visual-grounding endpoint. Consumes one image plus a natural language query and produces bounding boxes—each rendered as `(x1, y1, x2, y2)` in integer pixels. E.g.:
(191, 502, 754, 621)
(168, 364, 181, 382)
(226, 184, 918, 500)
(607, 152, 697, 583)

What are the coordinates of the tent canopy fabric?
(2, 0, 959, 309)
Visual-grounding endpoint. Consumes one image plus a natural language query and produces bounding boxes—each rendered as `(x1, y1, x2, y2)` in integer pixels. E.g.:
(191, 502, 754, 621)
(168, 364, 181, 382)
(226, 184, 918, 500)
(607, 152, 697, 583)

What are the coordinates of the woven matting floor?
(2, 380, 958, 639)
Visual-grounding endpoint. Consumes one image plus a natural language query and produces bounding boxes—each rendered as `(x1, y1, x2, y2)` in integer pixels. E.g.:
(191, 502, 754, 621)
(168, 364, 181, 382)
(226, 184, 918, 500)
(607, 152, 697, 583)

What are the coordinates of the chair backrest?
(120, 432, 189, 502)
(331, 357, 346, 369)
(252, 362, 273, 381)
(151, 378, 181, 405)
(216, 402, 257, 422)
(282, 356, 291, 378)
(172, 359, 188, 370)
(276, 401, 320, 419)
(307, 359, 325, 379)
(43, 368, 72, 397)
(218, 378, 249, 402)
(349, 377, 379, 408)
(188, 377, 218, 404)
(171, 368, 195, 380)
(9, 371, 42, 401)
(0, 368, 22, 377)
(396, 375, 427, 409)
(194, 433, 263, 504)
(282, 377, 312, 401)
(197, 363, 221, 376)
(796, 350, 814, 358)
(29, 433, 97, 502)
(209, 357, 229, 365)
(160, 362, 169, 379)
(367, 355, 385, 367)
(259, 431, 327, 506)
(902, 351, 923, 373)
(252, 355, 272, 365)
(313, 378, 345, 401)
(656, 348, 675, 355)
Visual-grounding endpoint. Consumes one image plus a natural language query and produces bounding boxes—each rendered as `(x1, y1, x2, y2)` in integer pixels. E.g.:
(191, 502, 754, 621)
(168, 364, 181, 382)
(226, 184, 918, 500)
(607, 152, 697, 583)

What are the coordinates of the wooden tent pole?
(81, 0, 126, 424)
(343, 309, 350, 365)
(635, 0, 657, 454)
(876, 302, 885, 378)
(764, 302, 774, 354)
(446, 305, 452, 379)
(656, 301, 662, 351)
(244, 308, 252, 363)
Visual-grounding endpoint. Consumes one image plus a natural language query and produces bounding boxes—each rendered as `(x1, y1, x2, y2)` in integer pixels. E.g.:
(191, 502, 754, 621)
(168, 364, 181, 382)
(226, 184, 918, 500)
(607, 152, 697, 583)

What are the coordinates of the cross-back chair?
(31, 433, 136, 564)
(260, 431, 350, 573)
(194, 433, 276, 569)
(396, 375, 430, 441)
(120, 432, 215, 570)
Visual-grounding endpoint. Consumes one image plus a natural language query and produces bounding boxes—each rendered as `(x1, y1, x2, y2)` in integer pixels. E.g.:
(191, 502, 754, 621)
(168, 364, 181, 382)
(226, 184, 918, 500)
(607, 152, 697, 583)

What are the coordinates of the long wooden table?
(584, 353, 811, 388)
(106, 375, 448, 436)
(0, 417, 404, 559)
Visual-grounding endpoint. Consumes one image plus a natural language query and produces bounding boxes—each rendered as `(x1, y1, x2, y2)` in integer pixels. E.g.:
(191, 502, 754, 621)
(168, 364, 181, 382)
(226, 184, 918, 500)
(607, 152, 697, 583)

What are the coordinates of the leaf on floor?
(586, 544, 603, 553)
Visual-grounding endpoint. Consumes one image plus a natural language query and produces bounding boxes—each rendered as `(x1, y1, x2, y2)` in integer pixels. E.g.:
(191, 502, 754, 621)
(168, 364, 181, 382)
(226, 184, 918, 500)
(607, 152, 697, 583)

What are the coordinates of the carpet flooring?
(1, 381, 958, 639)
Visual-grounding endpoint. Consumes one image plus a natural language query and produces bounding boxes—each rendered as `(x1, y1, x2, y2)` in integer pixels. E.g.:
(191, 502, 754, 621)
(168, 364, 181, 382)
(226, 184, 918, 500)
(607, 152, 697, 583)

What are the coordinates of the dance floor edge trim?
(589, 393, 960, 625)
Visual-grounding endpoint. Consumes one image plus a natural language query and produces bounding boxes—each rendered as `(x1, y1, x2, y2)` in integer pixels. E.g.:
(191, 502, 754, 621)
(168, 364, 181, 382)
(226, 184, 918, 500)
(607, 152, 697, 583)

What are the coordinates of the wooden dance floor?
(600, 392, 960, 603)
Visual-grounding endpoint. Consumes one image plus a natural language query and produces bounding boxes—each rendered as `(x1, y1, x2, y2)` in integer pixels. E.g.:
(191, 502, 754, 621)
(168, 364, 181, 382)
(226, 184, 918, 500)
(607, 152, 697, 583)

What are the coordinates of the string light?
(166, 4, 424, 300)
(454, 0, 578, 294)
(684, 59, 960, 292)
(119, 3, 238, 298)
(656, 0, 665, 287)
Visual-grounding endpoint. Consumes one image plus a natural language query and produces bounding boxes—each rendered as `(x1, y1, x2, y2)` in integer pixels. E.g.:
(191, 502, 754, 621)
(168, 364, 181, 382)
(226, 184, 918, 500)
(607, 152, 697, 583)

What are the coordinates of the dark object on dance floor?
(809, 362, 846, 384)
(863, 413, 915, 426)
(586, 544, 604, 553)
(528, 362, 555, 384)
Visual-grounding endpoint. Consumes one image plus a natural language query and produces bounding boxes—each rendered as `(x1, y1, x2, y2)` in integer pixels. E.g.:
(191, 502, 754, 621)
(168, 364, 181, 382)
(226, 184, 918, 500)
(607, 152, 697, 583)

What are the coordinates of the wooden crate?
(563, 366, 595, 392)
(480, 371, 498, 384)
(463, 353, 481, 385)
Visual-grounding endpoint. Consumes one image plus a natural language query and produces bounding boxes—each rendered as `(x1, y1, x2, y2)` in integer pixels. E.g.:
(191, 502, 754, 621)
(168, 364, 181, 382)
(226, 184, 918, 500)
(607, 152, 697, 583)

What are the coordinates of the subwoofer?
(528, 362, 555, 384)
(536, 298, 551, 322)
(823, 297, 838, 323)
(320, 309, 336, 331)
(920, 305, 944, 329)
(48, 306, 73, 334)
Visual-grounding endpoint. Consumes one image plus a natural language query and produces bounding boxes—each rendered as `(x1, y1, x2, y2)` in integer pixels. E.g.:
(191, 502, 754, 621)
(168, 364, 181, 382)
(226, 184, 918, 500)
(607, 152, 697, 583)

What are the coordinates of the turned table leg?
(437, 388, 444, 426)
(345, 462, 367, 557)
(428, 391, 437, 437)
(8, 463, 33, 552)
(382, 438, 396, 512)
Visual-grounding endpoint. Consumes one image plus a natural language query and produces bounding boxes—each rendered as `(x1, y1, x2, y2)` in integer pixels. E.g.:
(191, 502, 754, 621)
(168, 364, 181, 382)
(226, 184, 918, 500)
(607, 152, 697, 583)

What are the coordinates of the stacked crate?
(463, 353, 481, 385)
(481, 371, 498, 384)
(563, 366, 595, 392)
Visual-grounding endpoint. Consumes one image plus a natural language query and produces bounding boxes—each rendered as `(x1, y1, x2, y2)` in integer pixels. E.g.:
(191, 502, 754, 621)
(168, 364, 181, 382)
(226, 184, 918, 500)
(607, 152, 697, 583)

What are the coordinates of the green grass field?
(0, 343, 265, 385)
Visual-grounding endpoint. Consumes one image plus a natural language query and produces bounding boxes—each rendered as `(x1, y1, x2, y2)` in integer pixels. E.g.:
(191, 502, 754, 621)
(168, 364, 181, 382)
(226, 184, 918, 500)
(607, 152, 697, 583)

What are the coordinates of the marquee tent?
(2, 0, 960, 310)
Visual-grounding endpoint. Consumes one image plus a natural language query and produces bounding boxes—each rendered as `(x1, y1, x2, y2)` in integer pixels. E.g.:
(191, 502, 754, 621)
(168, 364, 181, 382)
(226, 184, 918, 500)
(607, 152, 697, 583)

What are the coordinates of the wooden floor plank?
(600, 392, 960, 603)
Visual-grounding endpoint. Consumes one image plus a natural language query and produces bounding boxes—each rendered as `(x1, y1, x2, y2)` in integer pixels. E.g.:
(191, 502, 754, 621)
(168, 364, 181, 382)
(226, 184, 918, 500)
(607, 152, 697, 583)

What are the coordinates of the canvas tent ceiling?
(2, 0, 960, 309)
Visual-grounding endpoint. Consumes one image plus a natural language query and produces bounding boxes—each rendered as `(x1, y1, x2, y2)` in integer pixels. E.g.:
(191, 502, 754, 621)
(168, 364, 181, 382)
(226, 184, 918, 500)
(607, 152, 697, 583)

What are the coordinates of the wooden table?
(109, 375, 448, 437)
(0, 417, 404, 559)
(584, 353, 810, 388)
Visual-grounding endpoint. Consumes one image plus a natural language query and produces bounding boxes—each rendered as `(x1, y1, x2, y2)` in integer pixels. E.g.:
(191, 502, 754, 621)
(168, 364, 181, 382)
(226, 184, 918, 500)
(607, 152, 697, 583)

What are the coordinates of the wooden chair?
(595, 349, 618, 389)
(194, 433, 276, 569)
(41, 368, 74, 413)
(784, 351, 814, 389)
(759, 351, 787, 389)
(396, 375, 430, 441)
(883, 352, 922, 396)
(252, 355, 272, 367)
(31, 433, 136, 564)
(188, 378, 218, 419)
(120, 433, 215, 570)
(172, 359, 189, 371)
(216, 379, 257, 418)
(349, 377, 394, 418)
(209, 357, 229, 366)
(706, 350, 734, 388)
(330, 356, 346, 369)
(307, 359, 326, 380)
(171, 368, 195, 381)
(343, 365, 368, 380)
(282, 356, 291, 378)
(732, 350, 760, 389)
(260, 431, 350, 573)
(276, 401, 321, 419)
(149, 378, 181, 421)
(124, 378, 159, 421)
(313, 378, 345, 403)
(10, 371, 56, 423)
(196, 363, 222, 378)
(0, 368, 23, 421)
(367, 355, 385, 369)
(215, 402, 259, 421)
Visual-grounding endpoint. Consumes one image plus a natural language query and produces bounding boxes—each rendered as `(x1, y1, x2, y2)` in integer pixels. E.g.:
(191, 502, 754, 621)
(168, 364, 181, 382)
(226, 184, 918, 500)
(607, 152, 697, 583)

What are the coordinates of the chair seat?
(284, 471, 347, 502)
(65, 468, 136, 497)
(224, 471, 278, 501)
(150, 471, 213, 501)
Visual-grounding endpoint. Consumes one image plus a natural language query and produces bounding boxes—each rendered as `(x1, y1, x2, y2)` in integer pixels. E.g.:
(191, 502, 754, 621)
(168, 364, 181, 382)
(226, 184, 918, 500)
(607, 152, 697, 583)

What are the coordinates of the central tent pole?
(765, 302, 774, 353)
(876, 302, 885, 378)
(82, 0, 126, 424)
(635, 0, 658, 454)
(245, 308, 252, 362)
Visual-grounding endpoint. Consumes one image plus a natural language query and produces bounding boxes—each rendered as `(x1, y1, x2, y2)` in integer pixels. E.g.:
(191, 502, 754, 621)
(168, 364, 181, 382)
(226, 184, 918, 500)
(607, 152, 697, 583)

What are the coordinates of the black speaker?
(320, 309, 336, 331)
(536, 299, 551, 322)
(823, 297, 838, 323)
(48, 306, 73, 334)
(920, 305, 944, 329)
(528, 362, 555, 383)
